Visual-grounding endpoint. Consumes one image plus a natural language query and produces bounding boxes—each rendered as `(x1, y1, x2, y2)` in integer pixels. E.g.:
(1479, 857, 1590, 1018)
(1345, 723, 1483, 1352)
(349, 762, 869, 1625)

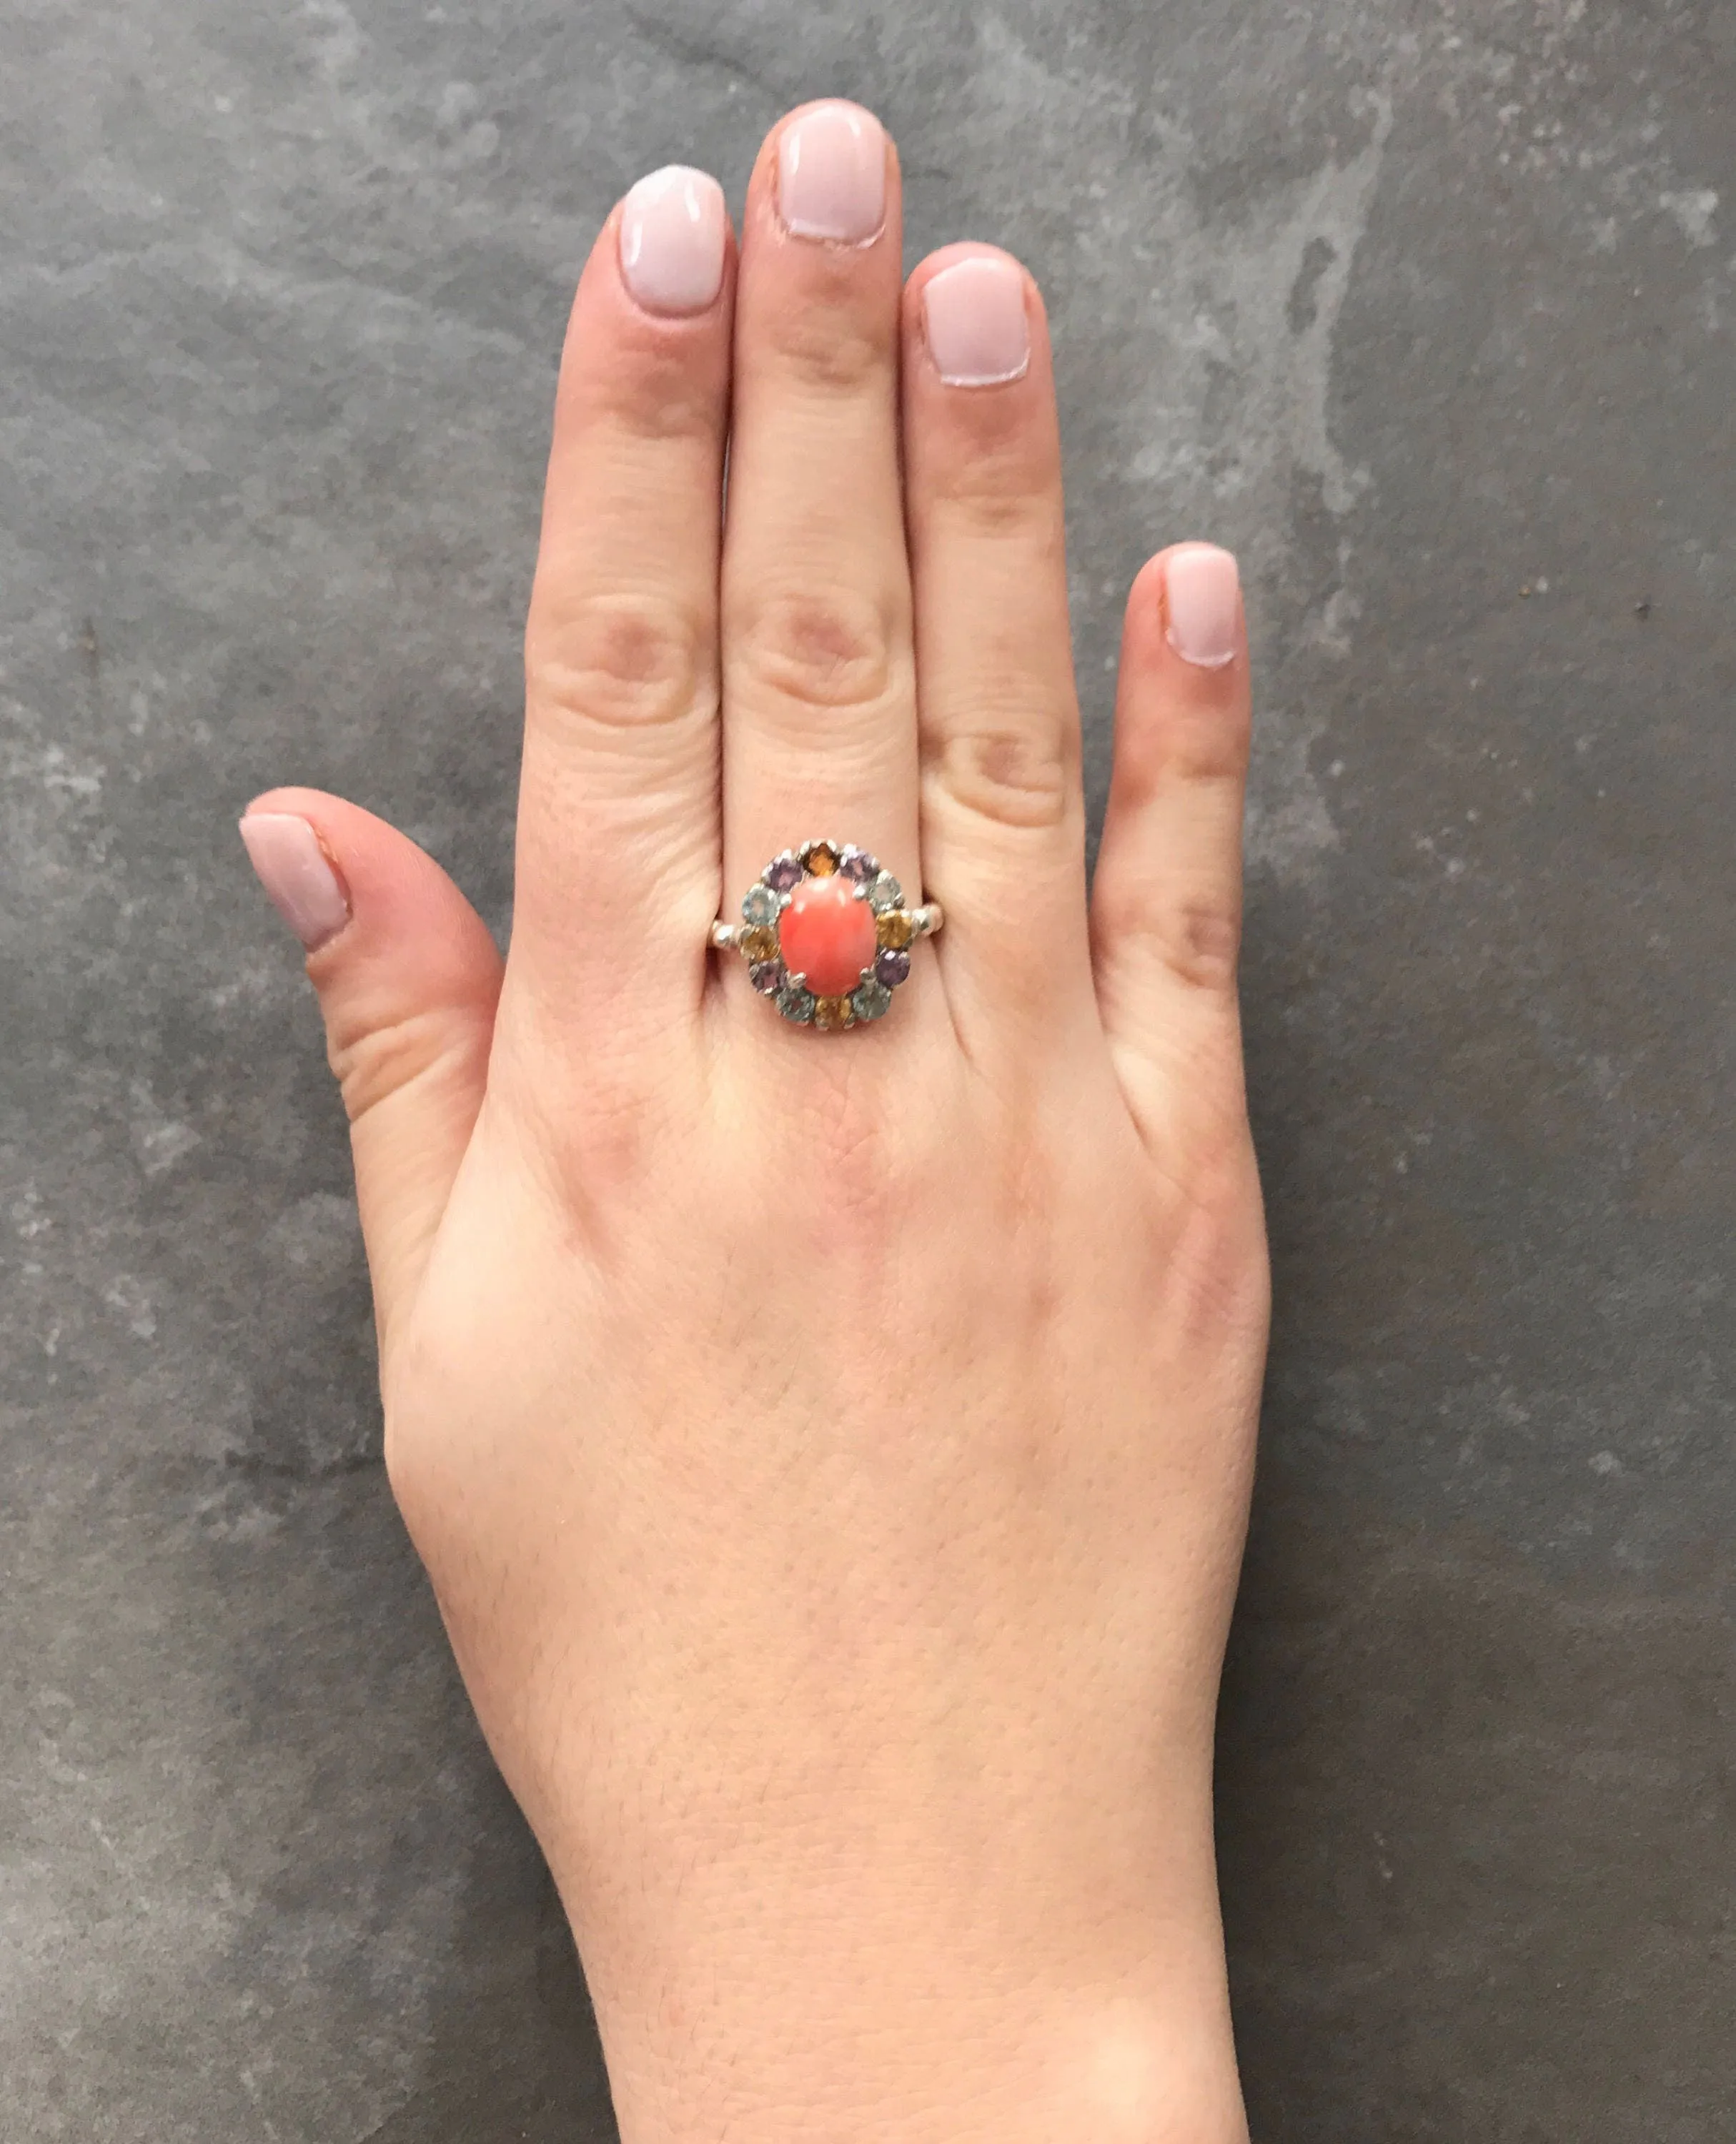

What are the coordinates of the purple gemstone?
(765, 853, 803, 892)
(875, 947, 911, 988)
(838, 845, 879, 884)
(749, 960, 785, 995)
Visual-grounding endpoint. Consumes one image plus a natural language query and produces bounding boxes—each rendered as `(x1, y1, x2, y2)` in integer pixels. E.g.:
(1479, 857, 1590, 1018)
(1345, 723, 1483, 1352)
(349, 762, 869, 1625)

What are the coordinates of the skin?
(249, 103, 1267, 2144)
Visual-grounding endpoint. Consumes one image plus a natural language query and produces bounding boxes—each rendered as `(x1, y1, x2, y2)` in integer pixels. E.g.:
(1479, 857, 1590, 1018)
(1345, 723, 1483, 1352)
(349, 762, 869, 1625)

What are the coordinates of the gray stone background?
(2, 0, 1731, 2136)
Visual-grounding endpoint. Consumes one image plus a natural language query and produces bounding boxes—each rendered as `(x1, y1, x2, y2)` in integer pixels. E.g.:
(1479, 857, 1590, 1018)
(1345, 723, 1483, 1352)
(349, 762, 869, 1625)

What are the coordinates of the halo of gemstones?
(725, 840, 928, 1030)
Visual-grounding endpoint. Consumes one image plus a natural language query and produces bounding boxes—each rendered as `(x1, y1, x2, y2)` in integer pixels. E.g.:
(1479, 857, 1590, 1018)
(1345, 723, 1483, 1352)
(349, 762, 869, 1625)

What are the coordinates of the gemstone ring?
(710, 839, 943, 1031)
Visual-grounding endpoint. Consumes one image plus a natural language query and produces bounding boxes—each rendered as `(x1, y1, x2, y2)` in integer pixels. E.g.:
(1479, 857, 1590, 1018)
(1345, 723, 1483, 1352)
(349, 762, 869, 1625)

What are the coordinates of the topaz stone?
(778, 873, 878, 997)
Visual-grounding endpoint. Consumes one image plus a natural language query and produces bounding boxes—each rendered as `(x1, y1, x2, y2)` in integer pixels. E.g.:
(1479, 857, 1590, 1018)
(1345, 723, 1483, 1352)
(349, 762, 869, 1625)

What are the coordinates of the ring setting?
(710, 840, 943, 1031)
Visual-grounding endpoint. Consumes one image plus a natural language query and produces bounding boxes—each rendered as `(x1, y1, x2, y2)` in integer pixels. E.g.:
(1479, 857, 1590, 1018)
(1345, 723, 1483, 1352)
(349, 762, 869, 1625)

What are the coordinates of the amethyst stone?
(874, 947, 911, 988)
(749, 960, 785, 995)
(838, 845, 879, 884)
(765, 853, 804, 893)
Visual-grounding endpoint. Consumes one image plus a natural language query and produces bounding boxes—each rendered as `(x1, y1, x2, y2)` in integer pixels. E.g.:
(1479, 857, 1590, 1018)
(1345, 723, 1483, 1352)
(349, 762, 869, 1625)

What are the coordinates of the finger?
(241, 788, 502, 1356)
(1089, 545, 1253, 1149)
(512, 166, 734, 1058)
(720, 104, 921, 952)
(901, 245, 1094, 1044)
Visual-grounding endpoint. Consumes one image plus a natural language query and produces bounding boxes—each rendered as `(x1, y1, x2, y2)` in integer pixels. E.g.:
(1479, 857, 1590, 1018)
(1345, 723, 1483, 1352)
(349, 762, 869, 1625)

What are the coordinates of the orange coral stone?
(778, 874, 877, 996)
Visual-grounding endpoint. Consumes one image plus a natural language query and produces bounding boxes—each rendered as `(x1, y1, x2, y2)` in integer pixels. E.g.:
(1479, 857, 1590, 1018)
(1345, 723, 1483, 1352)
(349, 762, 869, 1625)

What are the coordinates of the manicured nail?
(239, 813, 350, 951)
(777, 102, 886, 244)
(1164, 545, 1241, 669)
(922, 255, 1030, 386)
(619, 165, 727, 315)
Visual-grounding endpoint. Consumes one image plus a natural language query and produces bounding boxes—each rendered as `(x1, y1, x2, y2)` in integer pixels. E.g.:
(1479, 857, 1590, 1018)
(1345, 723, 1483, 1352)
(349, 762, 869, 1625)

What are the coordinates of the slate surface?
(3, 2, 1731, 2137)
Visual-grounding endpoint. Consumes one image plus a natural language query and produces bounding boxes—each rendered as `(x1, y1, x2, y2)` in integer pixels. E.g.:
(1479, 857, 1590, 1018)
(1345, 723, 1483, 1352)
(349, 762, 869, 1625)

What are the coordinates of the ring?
(710, 839, 944, 1031)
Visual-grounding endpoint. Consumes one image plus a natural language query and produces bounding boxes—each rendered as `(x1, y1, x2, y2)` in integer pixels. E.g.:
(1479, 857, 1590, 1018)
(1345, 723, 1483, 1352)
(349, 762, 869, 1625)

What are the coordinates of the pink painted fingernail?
(777, 102, 886, 244)
(239, 814, 350, 950)
(1164, 545, 1241, 669)
(922, 255, 1030, 386)
(619, 165, 727, 315)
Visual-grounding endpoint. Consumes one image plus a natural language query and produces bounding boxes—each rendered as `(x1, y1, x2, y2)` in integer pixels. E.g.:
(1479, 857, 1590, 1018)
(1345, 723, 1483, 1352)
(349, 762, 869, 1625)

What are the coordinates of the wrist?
(552, 1801, 1246, 2144)
(595, 1965, 1246, 2144)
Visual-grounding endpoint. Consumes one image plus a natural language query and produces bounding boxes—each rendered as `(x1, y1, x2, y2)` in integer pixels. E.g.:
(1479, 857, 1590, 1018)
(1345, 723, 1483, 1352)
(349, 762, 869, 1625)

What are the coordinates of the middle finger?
(720, 103, 919, 938)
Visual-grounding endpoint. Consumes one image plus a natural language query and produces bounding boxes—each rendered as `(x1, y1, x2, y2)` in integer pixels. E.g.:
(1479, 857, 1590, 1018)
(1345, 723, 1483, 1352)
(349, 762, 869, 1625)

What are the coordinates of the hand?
(242, 101, 1266, 2144)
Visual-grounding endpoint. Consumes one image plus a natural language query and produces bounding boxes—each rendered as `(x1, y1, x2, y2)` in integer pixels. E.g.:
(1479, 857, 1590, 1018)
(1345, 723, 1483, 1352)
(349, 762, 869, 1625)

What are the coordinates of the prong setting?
(713, 841, 941, 1030)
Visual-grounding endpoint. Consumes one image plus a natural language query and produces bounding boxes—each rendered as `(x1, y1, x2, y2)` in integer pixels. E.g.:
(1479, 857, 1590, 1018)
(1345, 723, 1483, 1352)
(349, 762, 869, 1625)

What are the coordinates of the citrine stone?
(803, 840, 840, 876)
(739, 923, 779, 963)
(813, 995, 853, 1031)
(778, 873, 877, 996)
(876, 908, 914, 951)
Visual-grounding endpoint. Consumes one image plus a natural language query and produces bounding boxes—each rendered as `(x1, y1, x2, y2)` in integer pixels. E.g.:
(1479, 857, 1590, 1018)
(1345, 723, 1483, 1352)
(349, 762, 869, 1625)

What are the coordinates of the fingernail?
(1164, 545, 1241, 669)
(619, 165, 727, 316)
(922, 255, 1030, 386)
(239, 813, 351, 951)
(777, 102, 886, 244)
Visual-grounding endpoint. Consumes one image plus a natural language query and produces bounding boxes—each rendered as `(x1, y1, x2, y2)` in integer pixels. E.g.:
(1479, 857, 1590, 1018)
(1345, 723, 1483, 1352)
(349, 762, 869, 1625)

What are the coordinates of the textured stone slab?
(2, 2, 1732, 2137)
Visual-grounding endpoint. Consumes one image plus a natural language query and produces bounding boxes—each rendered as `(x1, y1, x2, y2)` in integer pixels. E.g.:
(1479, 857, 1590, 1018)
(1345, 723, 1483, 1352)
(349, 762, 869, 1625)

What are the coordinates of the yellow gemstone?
(813, 995, 853, 1031)
(805, 841, 839, 876)
(876, 909, 913, 951)
(739, 923, 779, 963)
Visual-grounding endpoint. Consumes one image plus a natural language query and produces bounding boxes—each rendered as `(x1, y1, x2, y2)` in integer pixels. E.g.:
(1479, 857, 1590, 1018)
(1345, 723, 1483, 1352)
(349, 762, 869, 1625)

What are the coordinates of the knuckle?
(771, 300, 892, 395)
(601, 360, 721, 447)
(526, 588, 711, 733)
(1161, 720, 1252, 788)
(729, 585, 898, 715)
(562, 317, 724, 448)
(927, 707, 1076, 830)
(1164, 902, 1242, 990)
(322, 1003, 487, 1131)
(1101, 880, 1242, 991)
(932, 435, 1061, 539)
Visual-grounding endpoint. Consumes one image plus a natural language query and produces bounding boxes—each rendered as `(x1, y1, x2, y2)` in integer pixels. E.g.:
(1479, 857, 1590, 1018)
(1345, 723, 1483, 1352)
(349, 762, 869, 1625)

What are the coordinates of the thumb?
(240, 787, 503, 1354)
